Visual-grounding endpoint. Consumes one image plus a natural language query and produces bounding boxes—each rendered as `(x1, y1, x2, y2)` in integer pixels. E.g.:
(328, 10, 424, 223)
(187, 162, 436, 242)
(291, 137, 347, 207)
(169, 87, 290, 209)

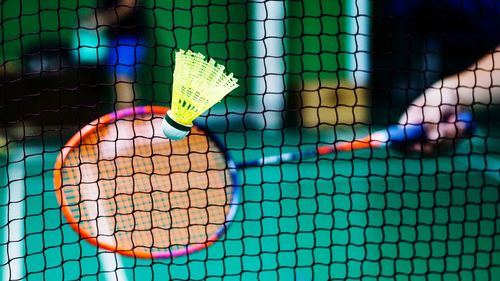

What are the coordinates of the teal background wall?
(287, 0, 347, 84)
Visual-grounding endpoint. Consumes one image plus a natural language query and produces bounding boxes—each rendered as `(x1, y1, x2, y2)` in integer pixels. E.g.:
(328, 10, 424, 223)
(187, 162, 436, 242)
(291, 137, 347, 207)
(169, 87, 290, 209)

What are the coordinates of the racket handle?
(386, 111, 474, 143)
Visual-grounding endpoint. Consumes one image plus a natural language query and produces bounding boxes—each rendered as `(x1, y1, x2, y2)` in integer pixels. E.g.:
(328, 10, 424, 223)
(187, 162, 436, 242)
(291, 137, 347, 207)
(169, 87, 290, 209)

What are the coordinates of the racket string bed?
(55, 106, 236, 258)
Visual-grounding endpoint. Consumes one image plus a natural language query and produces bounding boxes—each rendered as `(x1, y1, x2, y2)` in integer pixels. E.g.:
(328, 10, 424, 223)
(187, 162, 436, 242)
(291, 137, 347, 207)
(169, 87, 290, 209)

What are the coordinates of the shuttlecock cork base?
(162, 49, 239, 140)
(162, 110, 192, 140)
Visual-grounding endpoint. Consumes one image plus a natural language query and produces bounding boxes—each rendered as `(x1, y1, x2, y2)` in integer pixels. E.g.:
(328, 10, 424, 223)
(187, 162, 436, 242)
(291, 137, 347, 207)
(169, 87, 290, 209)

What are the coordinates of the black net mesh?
(1, 0, 499, 280)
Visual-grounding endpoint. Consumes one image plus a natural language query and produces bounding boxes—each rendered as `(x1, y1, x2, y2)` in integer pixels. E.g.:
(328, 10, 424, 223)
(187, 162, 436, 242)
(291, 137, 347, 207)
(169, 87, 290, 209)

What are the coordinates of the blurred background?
(2, 0, 499, 137)
(0, 0, 373, 135)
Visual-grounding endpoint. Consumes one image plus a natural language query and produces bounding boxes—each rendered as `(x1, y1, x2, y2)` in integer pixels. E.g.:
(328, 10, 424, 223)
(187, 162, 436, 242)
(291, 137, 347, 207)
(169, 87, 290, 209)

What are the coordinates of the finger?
(438, 121, 460, 140)
(406, 141, 434, 155)
(405, 141, 436, 156)
(400, 122, 437, 155)
(455, 118, 472, 138)
(424, 122, 439, 141)
(410, 142, 422, 153)
(421, 141, 436, 156)
(435, 113, 466, 141)
(415, 122, 446, 156)
(418, 121, 456, 155)
(398, 141, 421, 154)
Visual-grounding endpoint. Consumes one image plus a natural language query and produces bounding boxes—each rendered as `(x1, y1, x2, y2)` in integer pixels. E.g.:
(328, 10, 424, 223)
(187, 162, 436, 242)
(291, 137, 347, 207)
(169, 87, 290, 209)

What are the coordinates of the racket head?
(53, 106, 240, 259)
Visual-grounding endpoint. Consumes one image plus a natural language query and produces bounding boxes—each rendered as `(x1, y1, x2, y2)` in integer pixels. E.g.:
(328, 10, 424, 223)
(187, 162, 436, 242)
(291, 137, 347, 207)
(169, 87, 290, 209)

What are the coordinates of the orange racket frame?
(53, 106, 241, 259)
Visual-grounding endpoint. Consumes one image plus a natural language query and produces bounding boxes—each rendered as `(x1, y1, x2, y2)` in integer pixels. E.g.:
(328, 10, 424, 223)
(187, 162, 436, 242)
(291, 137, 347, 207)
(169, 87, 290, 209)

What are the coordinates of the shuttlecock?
(162, 49, 239, 140)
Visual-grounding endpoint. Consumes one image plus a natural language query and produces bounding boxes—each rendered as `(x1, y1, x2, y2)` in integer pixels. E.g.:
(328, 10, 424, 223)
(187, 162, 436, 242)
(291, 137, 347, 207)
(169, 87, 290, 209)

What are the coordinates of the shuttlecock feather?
(162, 50, 239, 140)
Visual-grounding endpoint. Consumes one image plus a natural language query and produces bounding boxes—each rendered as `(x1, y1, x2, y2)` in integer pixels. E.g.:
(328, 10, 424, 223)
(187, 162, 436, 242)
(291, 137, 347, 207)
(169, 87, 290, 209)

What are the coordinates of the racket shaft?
(240, 111, 473, 167)
(240, 139, 372, 168)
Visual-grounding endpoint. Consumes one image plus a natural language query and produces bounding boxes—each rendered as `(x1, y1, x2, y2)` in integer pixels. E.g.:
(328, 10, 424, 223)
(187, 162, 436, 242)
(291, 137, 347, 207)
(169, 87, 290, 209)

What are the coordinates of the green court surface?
(0, 123, 499, 281)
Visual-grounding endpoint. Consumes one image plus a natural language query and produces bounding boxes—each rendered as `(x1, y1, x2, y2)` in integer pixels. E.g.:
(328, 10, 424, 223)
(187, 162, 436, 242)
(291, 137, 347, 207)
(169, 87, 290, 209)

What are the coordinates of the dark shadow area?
(0, 47, 113, 128)
(371, 0, 500, 123)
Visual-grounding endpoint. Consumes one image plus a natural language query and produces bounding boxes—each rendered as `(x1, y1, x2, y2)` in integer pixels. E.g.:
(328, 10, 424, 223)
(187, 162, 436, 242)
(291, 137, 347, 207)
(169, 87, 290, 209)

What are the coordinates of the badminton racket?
(53, 106, 473, 259)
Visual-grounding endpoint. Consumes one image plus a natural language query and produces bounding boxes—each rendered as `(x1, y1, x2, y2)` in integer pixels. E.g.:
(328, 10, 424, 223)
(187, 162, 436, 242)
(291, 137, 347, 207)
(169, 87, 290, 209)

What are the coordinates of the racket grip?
(387, 111, 474, 143)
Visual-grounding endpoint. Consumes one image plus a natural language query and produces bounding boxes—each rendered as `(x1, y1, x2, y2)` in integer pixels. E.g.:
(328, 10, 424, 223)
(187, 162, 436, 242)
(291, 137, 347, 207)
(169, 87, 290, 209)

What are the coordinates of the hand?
(399, 87, 471, 155)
